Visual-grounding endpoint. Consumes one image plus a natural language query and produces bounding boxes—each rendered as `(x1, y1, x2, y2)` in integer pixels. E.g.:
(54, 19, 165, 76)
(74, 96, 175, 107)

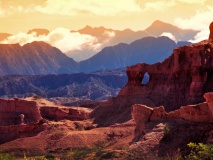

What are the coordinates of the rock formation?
(0, 98, 42, 126)
(209, 22, 213, 41)
(40, 106, 90, 121)
(91, 26, 213, 126)
(0, 97, 91, 144)
(131, 92, 213, 142)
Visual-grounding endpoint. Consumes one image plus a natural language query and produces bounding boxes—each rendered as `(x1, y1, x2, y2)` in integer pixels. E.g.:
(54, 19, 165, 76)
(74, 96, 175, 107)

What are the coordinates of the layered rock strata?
(131, 92, 213, 142)
(0, 97, 91, 144)
(0, 98, 42, 126)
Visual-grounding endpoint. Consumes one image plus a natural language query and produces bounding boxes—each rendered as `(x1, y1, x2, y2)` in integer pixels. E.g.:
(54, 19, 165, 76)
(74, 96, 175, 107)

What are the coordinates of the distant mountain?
(0, 36, 191, 75)
(0, 68, 127, 101)
(27, 29, 49, 36)
(144, 20, 198, 41)
(0, 20, 198, 62)
(74, 20, 198, 45)
(70, 20, 198, 61)
(0, 41, 78, 75)
(0, 33, 12, 41)
(79, 36, 190, 72)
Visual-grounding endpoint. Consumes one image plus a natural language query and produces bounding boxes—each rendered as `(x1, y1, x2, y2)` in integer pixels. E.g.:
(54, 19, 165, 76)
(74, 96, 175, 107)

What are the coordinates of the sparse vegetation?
(185, 142, 213, 160)
(0, 151, 16, 160)
(161, 123, 172, 142)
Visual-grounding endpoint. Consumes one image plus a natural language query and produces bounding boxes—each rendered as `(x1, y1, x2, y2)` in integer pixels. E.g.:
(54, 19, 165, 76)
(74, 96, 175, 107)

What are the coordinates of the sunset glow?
(0, 0, 212, 33)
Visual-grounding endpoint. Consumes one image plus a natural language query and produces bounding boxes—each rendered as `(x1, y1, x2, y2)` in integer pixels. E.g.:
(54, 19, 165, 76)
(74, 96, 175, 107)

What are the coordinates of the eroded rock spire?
(209, 22, 213, 41)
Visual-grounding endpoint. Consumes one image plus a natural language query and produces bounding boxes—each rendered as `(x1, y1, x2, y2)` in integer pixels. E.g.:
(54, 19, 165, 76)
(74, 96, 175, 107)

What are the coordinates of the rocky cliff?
(0, 96, 91, 144)
(91, 23, 213, 126)
(0, 98, 42, 126)
(131, 92, 213, 142)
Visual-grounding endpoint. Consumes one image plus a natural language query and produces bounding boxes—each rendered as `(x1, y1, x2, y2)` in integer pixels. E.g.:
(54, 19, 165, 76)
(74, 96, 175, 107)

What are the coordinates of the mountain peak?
(148, 20, 175, 29)
(27, 29, 49, 36)
(0, 33, 12, 41)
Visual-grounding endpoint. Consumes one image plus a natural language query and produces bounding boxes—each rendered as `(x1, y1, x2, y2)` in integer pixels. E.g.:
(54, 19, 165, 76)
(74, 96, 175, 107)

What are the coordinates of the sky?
(0, 0, 213, 34)
(0, 0, 213, 61)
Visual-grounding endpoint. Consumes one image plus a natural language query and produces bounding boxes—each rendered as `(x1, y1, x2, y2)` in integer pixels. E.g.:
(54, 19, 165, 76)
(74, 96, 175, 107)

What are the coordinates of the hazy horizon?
(0, 0, 212, 33)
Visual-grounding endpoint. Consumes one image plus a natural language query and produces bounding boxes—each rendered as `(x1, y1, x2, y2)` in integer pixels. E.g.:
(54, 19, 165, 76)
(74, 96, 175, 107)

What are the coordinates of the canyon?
(0, 22, 212, 159)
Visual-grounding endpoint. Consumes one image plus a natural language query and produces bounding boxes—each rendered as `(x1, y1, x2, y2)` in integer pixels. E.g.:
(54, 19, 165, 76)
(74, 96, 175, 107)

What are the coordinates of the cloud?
(174, 6, 213, 42)
(1, 28, 96, 51)
(0, 27, 116, 61)
(177, 0, 206, 4)
(189, 30, 209, 43)
(160, 32, 177, 42)
(174, 6, 213, 30)
(103, 31, 115, 38)
(142, 1, 176, 12)
(35, 0, 141, 16)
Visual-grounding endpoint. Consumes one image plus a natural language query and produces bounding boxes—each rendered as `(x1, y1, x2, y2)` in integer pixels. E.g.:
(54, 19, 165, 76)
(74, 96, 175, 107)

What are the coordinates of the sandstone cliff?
(0, 98, 42, 126)
(91, 23, 213, 126)
(0, 96, 91, 144)
(131, 92, 213, 142)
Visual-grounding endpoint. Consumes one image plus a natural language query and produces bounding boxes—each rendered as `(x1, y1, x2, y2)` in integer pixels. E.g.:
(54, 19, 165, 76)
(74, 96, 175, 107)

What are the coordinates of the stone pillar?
(209, 22, 213, 41)
(19, 114, 25, 125)
(131, 104, 153, 143)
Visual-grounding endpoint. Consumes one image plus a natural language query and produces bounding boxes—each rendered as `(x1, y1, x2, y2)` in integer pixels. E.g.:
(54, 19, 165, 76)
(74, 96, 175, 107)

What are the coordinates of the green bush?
(185, 142, 213, 160)
(0, 152, 16, 160)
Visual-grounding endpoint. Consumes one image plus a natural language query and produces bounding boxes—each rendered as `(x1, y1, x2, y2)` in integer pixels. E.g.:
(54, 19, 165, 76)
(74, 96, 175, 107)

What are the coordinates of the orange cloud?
(35, 0, 141, 16)
(0, 27, 116, 61)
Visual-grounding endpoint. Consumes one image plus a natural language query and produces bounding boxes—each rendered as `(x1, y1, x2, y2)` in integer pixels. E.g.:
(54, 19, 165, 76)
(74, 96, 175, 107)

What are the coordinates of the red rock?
(40, 106, 90, 121)
(209, 22, 213, 41)
(91, 24, 213, 126)
(0, 98, 42, 126)
(131, 92, 213, 142)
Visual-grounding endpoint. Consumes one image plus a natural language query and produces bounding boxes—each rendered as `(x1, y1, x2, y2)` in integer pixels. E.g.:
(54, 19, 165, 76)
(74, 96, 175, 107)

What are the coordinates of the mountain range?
(0, 68, 127, 103)
(79, 36, 191, 72)
(0, 36, 191, 75)
(0, 41, 78, 75)
(0, 20, 198, 61)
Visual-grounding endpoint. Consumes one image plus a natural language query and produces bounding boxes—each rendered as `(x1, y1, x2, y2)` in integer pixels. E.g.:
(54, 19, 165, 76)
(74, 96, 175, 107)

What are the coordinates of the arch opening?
(142, 72, 150, 85)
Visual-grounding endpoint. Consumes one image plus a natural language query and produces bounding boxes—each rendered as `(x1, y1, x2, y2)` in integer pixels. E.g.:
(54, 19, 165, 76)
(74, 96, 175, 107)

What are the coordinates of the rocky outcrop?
(0, 97, 92, 144)
(40, 106, 90, 121)
(91, 24, 213, 126)
(0, 98, 42, 126)
(131, 92, 213, 142)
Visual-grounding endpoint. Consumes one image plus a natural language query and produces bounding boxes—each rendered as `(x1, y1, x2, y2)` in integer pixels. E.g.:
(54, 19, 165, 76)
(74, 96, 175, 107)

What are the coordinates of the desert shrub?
(184, 142, 213, 160)
(0, 152, 16, 160)
(161, 123, 172, 142)
(68, 141, 119, 160)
